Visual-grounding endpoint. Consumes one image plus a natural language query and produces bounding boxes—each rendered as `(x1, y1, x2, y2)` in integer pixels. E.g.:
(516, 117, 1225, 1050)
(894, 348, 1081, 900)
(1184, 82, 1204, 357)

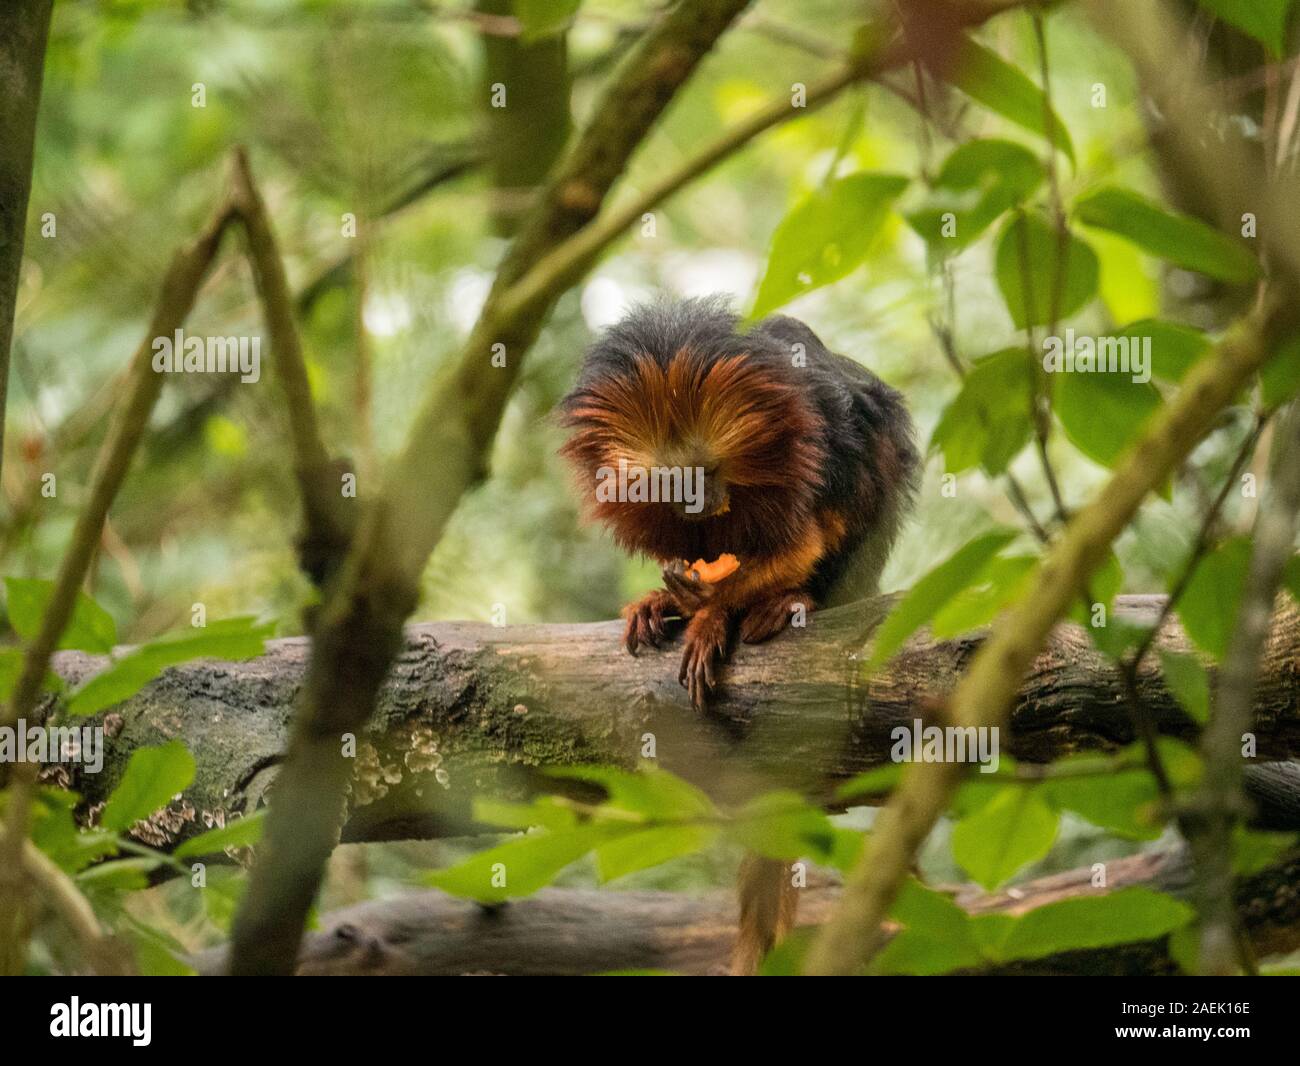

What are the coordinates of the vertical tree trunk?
(0, 0, 54, 489)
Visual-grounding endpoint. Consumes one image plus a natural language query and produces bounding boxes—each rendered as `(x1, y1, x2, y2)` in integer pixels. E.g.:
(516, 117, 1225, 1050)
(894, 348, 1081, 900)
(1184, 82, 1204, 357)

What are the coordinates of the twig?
(1191, 402, 1300, 974)
(228, 147, 354, 586)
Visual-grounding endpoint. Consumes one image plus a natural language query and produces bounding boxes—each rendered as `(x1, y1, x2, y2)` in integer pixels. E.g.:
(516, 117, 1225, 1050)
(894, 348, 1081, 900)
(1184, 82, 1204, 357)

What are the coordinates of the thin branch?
(0, 0, 54, 496)
(228, 147, 354, 586)
(1192, 402, 1300, 974)
(20, 840, 130, 975)
(0, 176, 239, 974)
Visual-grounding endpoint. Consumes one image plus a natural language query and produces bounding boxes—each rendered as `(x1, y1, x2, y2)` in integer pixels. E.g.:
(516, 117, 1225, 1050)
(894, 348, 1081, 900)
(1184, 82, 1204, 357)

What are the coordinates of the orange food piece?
(685, 553, 740, 583)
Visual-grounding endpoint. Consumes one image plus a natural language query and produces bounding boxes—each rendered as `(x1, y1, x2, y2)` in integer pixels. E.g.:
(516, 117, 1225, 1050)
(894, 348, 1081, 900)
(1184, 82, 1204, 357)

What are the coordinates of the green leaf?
(1178, 536, 1252, 660)
(101, 739, 196, 832)
(472, 796, 579, 832)
(1260, 333, 1300, 409)
(936, 37, 1075, 163)
(951, 784, 1059, 889)
(995, 211, 1099, 328)
(1120, 319, 1212, 383)
(511, 0, 580, 41)
(868, 530, 1018, 667)
(174, 809, 267, 859)
(1075, 185, 1260, 284)
(425, 823, 633, 903)
(1232, 827, 1296, 877)
(930, 348, 1035, 475)
(595, 825, 718, 882)
(931, 555, 1037, 639)
(67, 617, 273, 716)
(977, 887, 1194, 962)
(4, 577, 116, 654)
(873, 877, 985, 975)
(1195, 0, 1294, 56)
(122, 914, 196, 977)
(1043, 767, 1162, 840)
(727, 790, 840, 863)
(905, 139, 1043, 250)
(544, 765, 715, 820)
(1158, 649, 1212, 725)
(1053, 351, 1162, 469)
(750, 172, 908, 318)
(76, 856, 158, 894)
(835, 763, 904, 802)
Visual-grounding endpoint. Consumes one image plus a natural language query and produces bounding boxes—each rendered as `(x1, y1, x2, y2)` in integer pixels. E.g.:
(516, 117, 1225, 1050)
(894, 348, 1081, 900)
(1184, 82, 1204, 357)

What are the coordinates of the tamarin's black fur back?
(559, 296, 918, 972)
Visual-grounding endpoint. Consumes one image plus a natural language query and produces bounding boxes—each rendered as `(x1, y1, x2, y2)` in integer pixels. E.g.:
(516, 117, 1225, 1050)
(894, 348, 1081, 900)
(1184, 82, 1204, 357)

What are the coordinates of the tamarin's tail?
(730, 853, 798, 975)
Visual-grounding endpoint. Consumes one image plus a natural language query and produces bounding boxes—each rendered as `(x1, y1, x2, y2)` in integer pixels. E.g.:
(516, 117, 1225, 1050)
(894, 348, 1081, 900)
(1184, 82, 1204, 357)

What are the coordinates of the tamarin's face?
(560, 344, 825, 558)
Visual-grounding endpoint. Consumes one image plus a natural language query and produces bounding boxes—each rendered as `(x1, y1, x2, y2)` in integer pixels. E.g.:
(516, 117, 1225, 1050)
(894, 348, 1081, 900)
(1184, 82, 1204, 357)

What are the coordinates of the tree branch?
(190, 845, 1300, 976)
(227, 0, 757, 976)
(47, 595, 1300, 854)
(0, 0, 54, 494)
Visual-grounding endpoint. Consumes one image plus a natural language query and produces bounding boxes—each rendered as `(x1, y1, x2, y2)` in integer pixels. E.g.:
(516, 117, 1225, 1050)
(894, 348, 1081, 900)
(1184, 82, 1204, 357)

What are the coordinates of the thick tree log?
(189, 846, 1300, 976)
(46, 594, 1300, 853)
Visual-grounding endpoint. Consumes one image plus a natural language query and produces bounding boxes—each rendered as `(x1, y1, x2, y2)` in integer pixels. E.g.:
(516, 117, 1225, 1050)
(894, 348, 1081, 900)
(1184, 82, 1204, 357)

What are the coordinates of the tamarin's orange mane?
(560, 346, 826, 561)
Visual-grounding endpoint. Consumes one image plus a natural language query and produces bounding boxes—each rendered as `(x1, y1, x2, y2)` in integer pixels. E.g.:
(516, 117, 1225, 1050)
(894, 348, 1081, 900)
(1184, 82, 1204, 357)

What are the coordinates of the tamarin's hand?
(560, 296, 917, 711)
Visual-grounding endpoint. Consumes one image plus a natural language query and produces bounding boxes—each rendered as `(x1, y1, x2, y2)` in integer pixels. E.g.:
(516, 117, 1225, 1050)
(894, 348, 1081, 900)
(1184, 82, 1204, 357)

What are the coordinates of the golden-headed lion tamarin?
(560, 295, 918, 972)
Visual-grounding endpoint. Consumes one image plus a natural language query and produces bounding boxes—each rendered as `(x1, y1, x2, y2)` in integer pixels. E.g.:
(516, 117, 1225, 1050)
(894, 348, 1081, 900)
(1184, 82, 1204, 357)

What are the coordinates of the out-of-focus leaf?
(936, 37, 1075, 163)
(951, 784, 1059, 889)
(1158, 649, 1212, 725)
(174, 810, 267, 859)
(595, 825, 718, 882)
(1118, 319, 1212, 383)
(976, 887, 1194, 962)
(545, 765, 715, 819)
(67, 617, 273, 716)
(835, 763, 904, 802)
(1261, 333, 1300, 409)
(425, 823, 634, 903)
(1053, 347, 1161, 469)
(1178, 536, 1252, 660)
(1092, 230, 1161, 324)
(930, 348, 1035, 475)
(727, 790, 840, 863)
(872, 877, 984, 975)
(1232, 827, 1296, 877)
(5, 577, 116, 654)
(472, 796, 579, 833)
(750, 172, 908, 318)
(869, 530, 1017, 667)
(1194, 0, 1294, 55)
(931, 555, 1037, 639)
(995, 211, 1099, 328)
(1075, 185, 1260, 284)
(906, 139, 1042, 250)
(1043, 768, 1162, 840)
(101, 739, 196, 832)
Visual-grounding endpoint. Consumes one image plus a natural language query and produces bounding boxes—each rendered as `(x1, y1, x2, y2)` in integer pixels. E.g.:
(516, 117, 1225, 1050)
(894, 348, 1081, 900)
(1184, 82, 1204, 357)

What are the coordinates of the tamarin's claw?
(621, 589, 676, 654)
(678, 606, 729, 710)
